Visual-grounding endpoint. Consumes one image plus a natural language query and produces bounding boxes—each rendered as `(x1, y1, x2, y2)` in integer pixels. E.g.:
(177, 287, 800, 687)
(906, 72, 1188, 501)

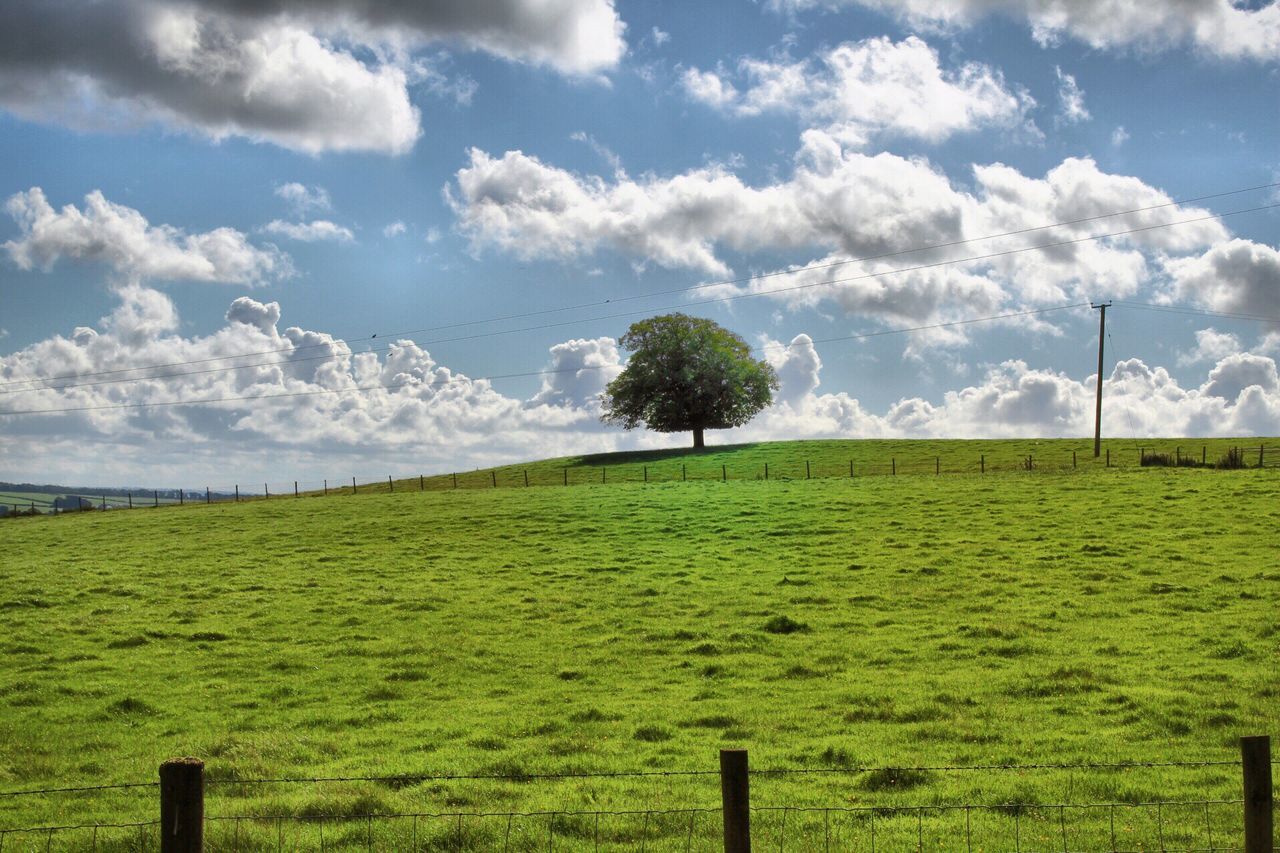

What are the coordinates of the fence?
(0, 738, 1272, 851)
(4, 443, 1275, 519)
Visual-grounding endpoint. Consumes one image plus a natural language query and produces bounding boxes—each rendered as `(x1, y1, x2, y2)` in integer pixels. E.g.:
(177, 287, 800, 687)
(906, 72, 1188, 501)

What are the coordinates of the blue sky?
(0, 0, 1277, 488)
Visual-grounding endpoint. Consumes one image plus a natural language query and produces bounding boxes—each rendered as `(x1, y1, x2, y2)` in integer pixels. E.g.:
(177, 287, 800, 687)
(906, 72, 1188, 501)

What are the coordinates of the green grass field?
(1, 439, 1277, 850)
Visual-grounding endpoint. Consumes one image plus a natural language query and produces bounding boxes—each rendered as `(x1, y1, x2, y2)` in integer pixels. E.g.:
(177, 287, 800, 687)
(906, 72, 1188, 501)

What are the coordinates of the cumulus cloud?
(0, 0, 625, 154)
(1165, 238, 1280, 317)
(3, 187, 290, 285)
(449, 135, 1231, 332)
(1178, 328, 1242, 365)
(2, 289, 1278, 485)
(262, 219, 355, 243)
(383, 221, 407, 238)
(769, 0, 1280, 62)
(1054, 66, 1090, 125)
(682, 37, 1036, 147)
(527, 337, 623, 408)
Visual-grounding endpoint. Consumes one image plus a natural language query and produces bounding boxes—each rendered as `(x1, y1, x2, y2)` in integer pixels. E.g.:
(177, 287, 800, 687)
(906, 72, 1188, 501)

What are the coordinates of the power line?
(5, 200, 1275, 397)
(0, 304, 1084, 416)
(3, 181, 1276, 391)
(1111, 301, 1280, 324)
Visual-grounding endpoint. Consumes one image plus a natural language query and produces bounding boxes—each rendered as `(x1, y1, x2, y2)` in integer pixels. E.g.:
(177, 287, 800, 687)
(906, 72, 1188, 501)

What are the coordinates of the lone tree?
(601, 314, 778, 448)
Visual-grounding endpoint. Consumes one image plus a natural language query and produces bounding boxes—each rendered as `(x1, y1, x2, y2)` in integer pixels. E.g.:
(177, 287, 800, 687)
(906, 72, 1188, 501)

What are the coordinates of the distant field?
(1, 439, 1277, 850)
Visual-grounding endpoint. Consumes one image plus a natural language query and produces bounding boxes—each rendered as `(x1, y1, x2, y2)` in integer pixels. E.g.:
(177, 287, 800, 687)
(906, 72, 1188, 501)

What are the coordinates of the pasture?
(1, 439, 1277, 849)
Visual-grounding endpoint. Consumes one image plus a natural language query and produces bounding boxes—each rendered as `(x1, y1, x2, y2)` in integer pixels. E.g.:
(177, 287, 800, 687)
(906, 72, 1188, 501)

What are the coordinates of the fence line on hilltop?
(4, 443, 1276, 519)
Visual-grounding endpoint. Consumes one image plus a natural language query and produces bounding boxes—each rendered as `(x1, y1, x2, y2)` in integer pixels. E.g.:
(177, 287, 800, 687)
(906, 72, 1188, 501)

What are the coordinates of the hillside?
(1, 440, 1276, 849)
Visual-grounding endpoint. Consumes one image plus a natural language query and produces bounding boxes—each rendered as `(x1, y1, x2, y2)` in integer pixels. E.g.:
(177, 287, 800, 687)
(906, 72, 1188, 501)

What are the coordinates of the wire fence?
(0, 744, 1272, 851)
(2, 443, 1275, 518)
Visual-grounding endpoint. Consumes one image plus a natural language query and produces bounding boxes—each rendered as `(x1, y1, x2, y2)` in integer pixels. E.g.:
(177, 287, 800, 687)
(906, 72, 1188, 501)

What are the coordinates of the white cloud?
(1165, 238, 1280, 317)
(769, 0, 1280, 62)
(683, 37, 1036, 147)
(449, 137, 1230, 332)
(526, 337, 623, 408)
(383, 221, 407, 238)
(1111, 126, 1130, 146)
(651, 27, 671, 47)
(3, 187, 290, 285)
(1178, 327, 1242, 365)
(2, 289, 1278, 485)
(0, 0, 626, 154)
(1054, 66, 1090, 125)
(262, 219, 355, 243)
(275, 183, 331, 216)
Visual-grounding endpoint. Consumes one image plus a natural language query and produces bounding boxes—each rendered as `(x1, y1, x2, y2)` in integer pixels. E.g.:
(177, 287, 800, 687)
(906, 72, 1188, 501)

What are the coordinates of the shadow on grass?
(577, 442, 764, 466)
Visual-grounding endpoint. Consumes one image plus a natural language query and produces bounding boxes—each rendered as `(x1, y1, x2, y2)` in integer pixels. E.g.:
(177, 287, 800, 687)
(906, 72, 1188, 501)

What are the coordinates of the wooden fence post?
(154, 490, 159, 507)
(294, 481, 298, 498)
(352, 476, 357, 494)
(492, 470, 497, 488)
(806, 460, 811, 479)
(764, 463, 768, 480)
(388, 475, 393, 492)
(935, 456, 940, 475)
(980, 455, 985, 474)
(159, 757, 204, 852)
(602, 467, 606, 484)
(323, 480, 328, 496)
(129, 493, 134, 509)
(1202, 446, 1207, 464)
(205, 488, 209, 504)
(178, 491, 183, 506)
(524, 470, 529, 487)
(563, 468, 567, 486)
(264, 483, 269, 500)
(892, 458, 896, 476)
(1242, 735, 1273, 853)
(720, 748, 751, 853)
(1072, 451, 1076, 469)
(420, 475, 424, 491)
(723, 464, 727, 483)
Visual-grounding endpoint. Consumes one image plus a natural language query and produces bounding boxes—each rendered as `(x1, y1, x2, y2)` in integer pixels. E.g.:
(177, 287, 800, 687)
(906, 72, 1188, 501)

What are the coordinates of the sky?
(0, 0, 1278, 490)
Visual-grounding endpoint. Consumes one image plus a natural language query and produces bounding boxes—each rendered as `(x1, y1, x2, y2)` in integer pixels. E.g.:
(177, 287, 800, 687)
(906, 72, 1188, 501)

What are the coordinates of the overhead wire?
(3, 200, 1277, 398)
(2, 181, 1277, 391)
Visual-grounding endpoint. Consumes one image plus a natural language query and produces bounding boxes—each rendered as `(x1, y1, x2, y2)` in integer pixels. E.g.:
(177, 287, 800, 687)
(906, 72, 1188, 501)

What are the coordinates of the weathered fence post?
(602, 467, 606, 484)
(720, 748, 751, 853)
(980, 455, 985, 474)
(264, 483, 269, 499)
(764, 463, 768, 480)
(159, 757, 204, 852)
(323, 480, 328, 496)
(154, 490, 159, 507)
(935, 456, 940, 475)
(1202, 446, 1207, 464)
(524, 470, 529, 487)
(1242, 735, 1273, 853)
(563, 468, 567, 486)
(723, 464, 727, 483)
(205, 488, 209, 504)
(491, 470, 497, 488)
(892, 458, 896, 476)
(806, 460, 811, 480)
(1260, 445, 1266, 468)
(179, 491, 183, 506)
(1072, 450, 1076, 469)
(294, 481, 299, 498)
(420, 475, 424, 491)
(235, 485, 240, 502)
(352, 476, 357, 494)
(388, 475, 393, 492)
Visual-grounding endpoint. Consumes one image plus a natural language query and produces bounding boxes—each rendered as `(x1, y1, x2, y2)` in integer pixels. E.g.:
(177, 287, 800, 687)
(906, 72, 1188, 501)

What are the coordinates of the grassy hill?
(1, 439, 1277, 849)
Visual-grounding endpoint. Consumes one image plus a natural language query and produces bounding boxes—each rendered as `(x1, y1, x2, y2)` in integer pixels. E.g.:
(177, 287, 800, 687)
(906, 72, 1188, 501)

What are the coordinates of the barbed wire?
(2, 757, 1246, 800)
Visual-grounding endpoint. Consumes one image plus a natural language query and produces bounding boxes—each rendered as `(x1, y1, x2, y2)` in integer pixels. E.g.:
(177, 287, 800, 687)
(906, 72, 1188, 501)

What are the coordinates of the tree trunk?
(693, 427, 705, 448)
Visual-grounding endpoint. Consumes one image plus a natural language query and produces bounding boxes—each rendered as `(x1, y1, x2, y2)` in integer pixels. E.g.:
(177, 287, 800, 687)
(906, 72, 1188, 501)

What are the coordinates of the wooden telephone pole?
(1092, 302, 1111, 457)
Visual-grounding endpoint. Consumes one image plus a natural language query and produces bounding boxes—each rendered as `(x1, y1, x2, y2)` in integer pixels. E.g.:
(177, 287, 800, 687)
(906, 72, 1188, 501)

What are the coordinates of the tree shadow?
(577, 442, 764, 466)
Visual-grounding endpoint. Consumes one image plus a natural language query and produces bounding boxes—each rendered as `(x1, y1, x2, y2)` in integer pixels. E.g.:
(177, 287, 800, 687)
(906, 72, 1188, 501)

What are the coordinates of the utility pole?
(1092, 301, 1111, 457)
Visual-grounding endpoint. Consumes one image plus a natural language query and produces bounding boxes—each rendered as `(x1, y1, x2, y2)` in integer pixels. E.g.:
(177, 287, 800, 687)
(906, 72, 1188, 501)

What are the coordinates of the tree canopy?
(600, 314, 778, 448)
